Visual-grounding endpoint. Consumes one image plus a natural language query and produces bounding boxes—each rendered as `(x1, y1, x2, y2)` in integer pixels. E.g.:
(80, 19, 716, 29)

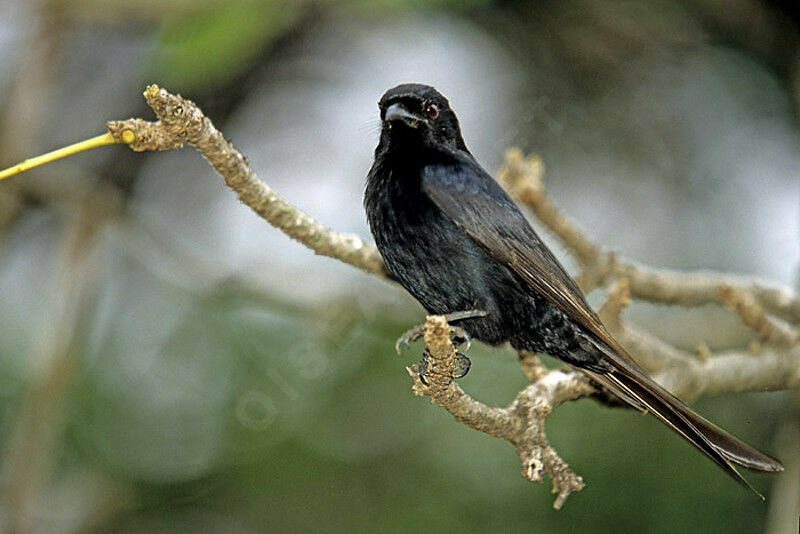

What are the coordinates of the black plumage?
(364, 83, 783, 496)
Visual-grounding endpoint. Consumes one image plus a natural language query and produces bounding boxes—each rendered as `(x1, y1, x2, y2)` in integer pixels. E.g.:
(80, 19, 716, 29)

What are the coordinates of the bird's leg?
(394, 309, 487, 354)
(398, 310, 487, 382)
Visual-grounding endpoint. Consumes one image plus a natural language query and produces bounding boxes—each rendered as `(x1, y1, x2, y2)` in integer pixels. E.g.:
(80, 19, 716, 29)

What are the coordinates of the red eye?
(425, 102, 439, 119)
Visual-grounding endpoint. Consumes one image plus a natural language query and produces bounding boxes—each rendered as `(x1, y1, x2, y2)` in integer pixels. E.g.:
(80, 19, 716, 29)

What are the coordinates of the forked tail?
(587, 351, 783, 499)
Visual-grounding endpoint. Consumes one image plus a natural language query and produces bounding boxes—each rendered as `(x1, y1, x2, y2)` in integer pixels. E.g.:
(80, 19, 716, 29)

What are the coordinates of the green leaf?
(149, 1, 302, 91)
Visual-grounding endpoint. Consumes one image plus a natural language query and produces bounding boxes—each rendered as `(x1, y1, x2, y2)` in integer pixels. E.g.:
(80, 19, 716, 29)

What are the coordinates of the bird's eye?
(424, 102, 439, 119)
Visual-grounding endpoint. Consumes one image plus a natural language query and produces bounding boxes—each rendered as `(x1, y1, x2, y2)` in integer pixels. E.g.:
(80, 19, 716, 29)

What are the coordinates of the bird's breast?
(365, 162, 517, 344)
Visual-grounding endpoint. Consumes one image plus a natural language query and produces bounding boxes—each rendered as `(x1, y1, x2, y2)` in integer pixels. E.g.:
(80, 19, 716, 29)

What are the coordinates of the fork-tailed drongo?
(364, 83, 782, 496)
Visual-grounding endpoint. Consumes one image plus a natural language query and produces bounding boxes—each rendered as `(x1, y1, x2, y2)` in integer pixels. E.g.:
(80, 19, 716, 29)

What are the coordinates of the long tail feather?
(586, 353, 783, 499)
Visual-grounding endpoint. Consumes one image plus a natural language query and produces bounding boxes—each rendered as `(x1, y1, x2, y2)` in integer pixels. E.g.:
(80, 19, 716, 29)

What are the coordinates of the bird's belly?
(377, 211, 522, 345)
(379, 226, 597, 361)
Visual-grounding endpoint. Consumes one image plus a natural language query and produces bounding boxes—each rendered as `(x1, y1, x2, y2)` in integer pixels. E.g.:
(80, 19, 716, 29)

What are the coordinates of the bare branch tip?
(696, 342, 711, 362)
(143, 84, 161, 102)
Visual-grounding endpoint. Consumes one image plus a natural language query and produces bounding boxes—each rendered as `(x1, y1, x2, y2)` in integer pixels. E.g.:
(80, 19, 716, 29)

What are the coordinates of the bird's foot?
(454, 351, 471, 378)
(394, 309, 487, 355)
(397, 324, 471, 355)
(403, 310, 485, 384)
(416, 349, 472, 383)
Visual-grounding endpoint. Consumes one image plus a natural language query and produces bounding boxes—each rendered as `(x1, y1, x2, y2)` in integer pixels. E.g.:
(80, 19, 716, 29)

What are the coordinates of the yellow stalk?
(0, 132, 119, 181)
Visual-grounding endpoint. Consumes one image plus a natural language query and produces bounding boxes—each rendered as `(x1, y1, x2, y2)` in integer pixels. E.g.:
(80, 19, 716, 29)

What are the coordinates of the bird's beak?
(384, 103, 419, 127)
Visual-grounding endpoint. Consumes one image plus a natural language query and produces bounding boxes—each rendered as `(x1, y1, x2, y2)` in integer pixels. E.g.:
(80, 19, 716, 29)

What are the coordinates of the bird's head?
(378, 83, 467, 153)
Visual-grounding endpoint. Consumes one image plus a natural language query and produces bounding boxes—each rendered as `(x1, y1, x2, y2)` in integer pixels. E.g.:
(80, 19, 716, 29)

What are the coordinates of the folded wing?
(421, 160, 783, 497)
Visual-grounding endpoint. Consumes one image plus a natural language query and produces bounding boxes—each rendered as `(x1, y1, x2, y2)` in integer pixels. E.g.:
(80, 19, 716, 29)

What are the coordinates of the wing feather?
(421, 162, 626, 355)
(421, 160, 783, 482)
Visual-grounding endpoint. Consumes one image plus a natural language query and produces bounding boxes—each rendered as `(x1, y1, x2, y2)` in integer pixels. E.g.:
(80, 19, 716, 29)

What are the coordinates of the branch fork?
(409, 315, 591, 508)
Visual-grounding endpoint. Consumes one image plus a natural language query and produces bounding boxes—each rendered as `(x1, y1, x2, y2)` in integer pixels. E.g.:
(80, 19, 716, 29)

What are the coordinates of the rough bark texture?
(101, 86, 800, 508)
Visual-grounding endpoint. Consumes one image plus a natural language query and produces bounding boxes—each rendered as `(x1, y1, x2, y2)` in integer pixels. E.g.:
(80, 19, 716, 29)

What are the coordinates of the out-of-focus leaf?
(149, 0, 303, 91)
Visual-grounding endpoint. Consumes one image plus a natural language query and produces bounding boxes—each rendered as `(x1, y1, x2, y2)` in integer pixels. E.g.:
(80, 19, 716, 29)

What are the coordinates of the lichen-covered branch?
(408, 316, 590, 508)
(718, 284, 799, 347)
(102, 85, 800, 508)
(498, 148, 800, 394)
(498, 148, 800, 324)
(106, 85, 387, 277)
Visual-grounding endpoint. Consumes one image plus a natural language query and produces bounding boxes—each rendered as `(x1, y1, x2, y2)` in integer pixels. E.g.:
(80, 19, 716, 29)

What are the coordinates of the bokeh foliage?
(0, 0, 794, 532)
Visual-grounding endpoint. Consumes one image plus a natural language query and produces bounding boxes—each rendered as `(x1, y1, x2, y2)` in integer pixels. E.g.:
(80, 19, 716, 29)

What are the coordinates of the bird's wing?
(420, 160, 626, 357)
(421, 160, 783, 487)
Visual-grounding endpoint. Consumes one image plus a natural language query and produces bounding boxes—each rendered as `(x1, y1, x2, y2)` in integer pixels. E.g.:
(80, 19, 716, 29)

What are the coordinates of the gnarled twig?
(106, 85, 387, 277)
(409, 316, 590, 509)
(98, 85, 800, 508)
(497, 148, 800, 324)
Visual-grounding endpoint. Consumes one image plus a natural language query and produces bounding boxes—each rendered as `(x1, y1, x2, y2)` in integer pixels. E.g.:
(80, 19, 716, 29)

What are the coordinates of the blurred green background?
(0, 0, 798, 532)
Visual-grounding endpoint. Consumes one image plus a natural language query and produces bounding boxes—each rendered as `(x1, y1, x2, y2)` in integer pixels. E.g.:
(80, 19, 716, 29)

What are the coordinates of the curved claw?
(450, 326, 471, 351)
(418, 349, 430, 385)
(395, 324, 424, 355)
(454, 352, 471, 379)
(418, 369, 429, 385)
(395, 309, 486, 356)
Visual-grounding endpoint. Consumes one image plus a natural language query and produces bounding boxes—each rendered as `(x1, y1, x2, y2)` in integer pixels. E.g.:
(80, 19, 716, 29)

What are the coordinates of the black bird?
(364, 83, 783, 496)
